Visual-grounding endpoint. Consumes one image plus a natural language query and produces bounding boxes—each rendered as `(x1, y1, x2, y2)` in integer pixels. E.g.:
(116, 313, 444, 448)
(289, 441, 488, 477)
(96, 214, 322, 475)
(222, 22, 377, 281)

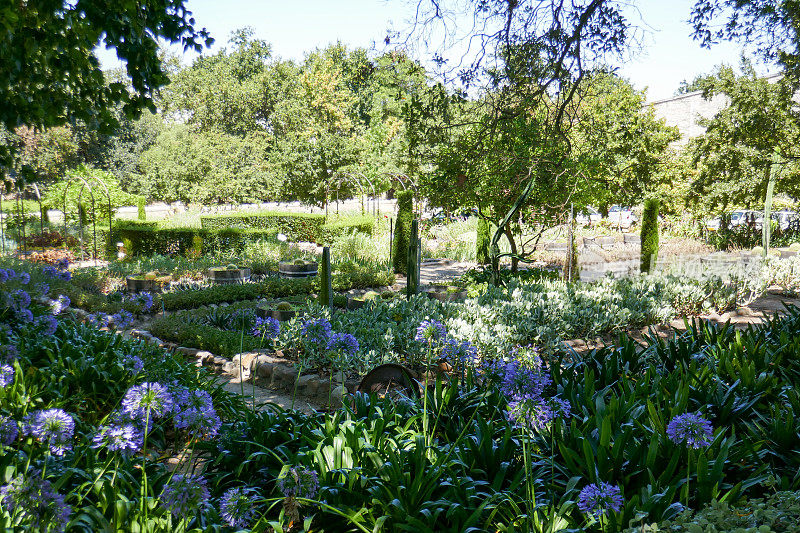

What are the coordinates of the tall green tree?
(0, 0, 212, 177)
(688, 63, 800, 212)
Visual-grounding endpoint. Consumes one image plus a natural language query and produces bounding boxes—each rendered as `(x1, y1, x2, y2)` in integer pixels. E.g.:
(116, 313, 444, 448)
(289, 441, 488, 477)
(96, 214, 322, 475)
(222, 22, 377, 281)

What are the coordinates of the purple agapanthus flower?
(24, 409, 75, 456)
(173, 388, 221, 438)
(35, 315, 58, 336)
(110, 310, 134, 330)
(414, 319, 446, 344)
(126, 292, 154, 313)
(42, 266, 58, 279)
(441, 339, 478, 364)
(577, 482, 624, 519)
(51, 295, 70, 315)
(15, 308, 34, 324)
(57, 270, 71, 282)
(219, 487, 258, 528)
(0, 345, 19, 363)
(0, 269, 9, 283)
(1, 415, 18, 446)
(278, 467, 319, 499)
(159, 474, 210, 518)
(86, 312, 109, 328)
(10, 289, 31, 310)
(301, 317, 332, 347)
(0, 364, 15, 388)
(0, 473, 72, 533)
(17, 272, 30, 285)
(666, 413, 714, 449)
(92, 424, 143, 455)
(327, 332, 359, 357)
(34, 282, 50, 297)
(121, 382, 174, 421)
(56, 258, 69, 271)
(251, 316, 280, 340)
(119, 353, 144, 374)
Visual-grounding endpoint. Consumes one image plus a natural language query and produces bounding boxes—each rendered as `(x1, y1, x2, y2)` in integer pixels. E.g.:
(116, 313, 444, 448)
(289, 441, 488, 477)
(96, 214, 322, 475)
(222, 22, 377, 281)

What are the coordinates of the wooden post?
(406, 218, 419, 299)
(321, 247, 333, 310)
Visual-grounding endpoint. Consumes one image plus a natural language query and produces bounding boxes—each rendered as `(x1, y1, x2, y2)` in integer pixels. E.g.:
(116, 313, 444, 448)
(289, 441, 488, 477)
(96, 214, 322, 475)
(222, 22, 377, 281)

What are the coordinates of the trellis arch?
(62, 174, 113, 262)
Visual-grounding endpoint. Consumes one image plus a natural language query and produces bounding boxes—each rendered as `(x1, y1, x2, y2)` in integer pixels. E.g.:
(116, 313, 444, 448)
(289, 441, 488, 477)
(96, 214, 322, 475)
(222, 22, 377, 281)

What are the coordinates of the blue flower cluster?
(0, 415, 18, 446)
(577, 482, 624, 518)
(50, 294, 70, 315)
(251, 316, 281, 340)
(666, 412, 714, 449)
(327, 332, 359, 357)
(121, 382, 174, 420)
(92, 424, 142, 455)
(220, 487, 258, 528)
(160, 474, 210, 518)
(23, 409, 75, 456)
(0, 364, 14, 388)
(414, 319, 447, 344)
(278, 467, 319, 499)
(124, 292, 154, 313)
(172, 386, 222, 438)
(441, 338, 478, 365)
(0, 472, 71, 533)
(301, 317, 332, 348)
(110, 310, 134, 330)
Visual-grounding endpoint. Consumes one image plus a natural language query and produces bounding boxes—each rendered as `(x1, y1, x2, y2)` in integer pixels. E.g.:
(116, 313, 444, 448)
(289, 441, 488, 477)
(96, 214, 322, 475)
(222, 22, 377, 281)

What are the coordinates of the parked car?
(575, 207, 602, 227)
(706, 209, 763, 231)
(607, 206, 638, 229)
(772, 209, 799, 230)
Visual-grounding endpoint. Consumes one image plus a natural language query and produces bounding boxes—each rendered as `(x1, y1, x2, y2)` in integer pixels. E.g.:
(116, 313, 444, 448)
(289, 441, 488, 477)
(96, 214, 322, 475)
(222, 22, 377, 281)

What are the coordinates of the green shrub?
(392, 190, 414, 275)
(160, 277, 314, 311)
(200, 211, 326, 242)
(137, 197, 146, 221)
(641, 198, 660, 273)
(149, 315, 263, 357)
(319, 215, 374, 244)
(476, 217, 491, 264)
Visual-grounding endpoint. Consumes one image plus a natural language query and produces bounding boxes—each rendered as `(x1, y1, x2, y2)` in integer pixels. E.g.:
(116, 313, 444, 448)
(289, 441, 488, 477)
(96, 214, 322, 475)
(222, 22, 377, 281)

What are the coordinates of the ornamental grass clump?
(578, 482, 624, 530)
(667, 412, 714, 509)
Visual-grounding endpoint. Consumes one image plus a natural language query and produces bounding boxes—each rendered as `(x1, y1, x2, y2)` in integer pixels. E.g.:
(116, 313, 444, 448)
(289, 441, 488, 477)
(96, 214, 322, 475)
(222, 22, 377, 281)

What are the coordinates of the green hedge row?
(148, 317, 263, 357)
(199, 211, 374, 244)
(160, 277, 315, 311)
(97, 222, 279, 258)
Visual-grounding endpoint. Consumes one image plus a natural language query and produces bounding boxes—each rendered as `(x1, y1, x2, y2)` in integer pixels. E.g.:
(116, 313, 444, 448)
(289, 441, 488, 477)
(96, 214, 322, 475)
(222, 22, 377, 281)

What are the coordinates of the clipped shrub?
(200, 211, 326, 242)
(392, 190, 414, 275)
(476, 217, 491, 264)
(137, 197, 146, 221)
(640, 198, 660, 273)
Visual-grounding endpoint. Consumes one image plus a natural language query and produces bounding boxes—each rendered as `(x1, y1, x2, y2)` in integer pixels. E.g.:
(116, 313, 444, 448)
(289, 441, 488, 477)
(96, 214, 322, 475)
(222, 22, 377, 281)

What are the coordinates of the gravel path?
(215, 376, 320, 414)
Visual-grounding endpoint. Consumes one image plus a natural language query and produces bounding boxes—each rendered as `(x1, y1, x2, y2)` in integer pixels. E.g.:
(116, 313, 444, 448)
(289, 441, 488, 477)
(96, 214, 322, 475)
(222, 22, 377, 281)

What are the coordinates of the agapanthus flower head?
(251, 316, 280, 340)
(42, 266, 58, 279)
(15, 308, 34, 324)
(24, 409, 75, 456)
(86, 312, 109, 328)
(578, 482, 623, 519)
(91, 424, 142, 455)
(57, 270, 71, 282)
(0, 364, 15, 388)
(34, 282, 50, 297)
(119, 353, 144, 374)
(326, 332, 359, 357)
(219, 487, 258, 528)
(278, 467, 319, 499)
(10, 289, 31, 310)
(110, 310, 134, 330)
(121, 382, 174, 421)
(441, 339, 478, 365)
(414, 319, 446, 344)
(301, 317, 332, 347)
(666, 412, 713, 449)
(492, 358, 552, 399)
(126, 292, 154, 313)
(51, 295, 70, 315)
(159, 474, 210, 518)
(0, 344, 19, 363)
(56, 258, 69, 271)
(173, 388, 221, 438)
(17, 272, 30, 285)
(0, 415, 18, 445)
(0, 473, 71, 533)
(506, 394, 571, 432)
(34, 315, 58, 336)
(0, 269, 8, 283)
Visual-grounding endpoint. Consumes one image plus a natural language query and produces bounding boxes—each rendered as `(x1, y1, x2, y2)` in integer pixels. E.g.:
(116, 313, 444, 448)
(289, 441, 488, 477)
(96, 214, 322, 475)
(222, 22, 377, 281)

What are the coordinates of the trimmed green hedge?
(160, 277, 315, 311)
(149, 317, 263, 357)
(200, 211, 374, 244)
(98, 222, 279, 258)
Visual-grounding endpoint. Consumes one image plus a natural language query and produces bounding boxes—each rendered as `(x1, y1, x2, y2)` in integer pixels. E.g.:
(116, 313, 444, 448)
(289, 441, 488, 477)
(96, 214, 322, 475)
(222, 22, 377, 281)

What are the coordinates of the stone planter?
(126, 273, 171, 293)
(425, 287, 468, 302)
(278, 261, 318, 278)
(208, 267, 251, 285)
(256, 305, 296, 322)
(347, 298, 366, 310)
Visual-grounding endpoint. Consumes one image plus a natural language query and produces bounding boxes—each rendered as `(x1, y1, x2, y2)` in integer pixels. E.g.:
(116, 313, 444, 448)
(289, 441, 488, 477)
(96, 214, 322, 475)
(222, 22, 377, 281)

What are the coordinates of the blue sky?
(97, 0, 769, 101)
